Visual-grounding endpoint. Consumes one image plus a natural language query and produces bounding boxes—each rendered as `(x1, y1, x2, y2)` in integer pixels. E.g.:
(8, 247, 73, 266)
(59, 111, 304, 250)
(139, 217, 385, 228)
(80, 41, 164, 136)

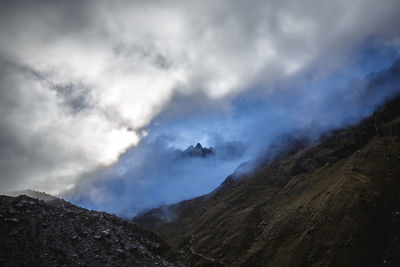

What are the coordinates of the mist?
(1, 0, 400, 216)
(66, 136, 247, 218)
(66, 57, 400, 217)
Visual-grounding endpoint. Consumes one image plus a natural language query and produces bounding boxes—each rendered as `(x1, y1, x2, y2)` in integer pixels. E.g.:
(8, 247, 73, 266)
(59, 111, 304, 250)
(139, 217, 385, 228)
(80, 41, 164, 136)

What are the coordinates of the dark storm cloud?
(0, 0, 400, 197)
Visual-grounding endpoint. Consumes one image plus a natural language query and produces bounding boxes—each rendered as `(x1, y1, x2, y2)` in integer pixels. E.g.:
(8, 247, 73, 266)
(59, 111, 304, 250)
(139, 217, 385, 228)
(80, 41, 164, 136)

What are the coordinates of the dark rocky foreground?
(0, 194, 184, 266)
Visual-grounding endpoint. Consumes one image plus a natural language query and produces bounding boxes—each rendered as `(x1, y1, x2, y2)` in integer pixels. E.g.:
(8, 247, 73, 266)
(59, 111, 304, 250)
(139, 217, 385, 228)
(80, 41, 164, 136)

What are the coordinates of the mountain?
(0, 193, 184, 266)
(181, 143, 214, 158)
(134, 96, 400, 266)
(2, 62, 400, 266)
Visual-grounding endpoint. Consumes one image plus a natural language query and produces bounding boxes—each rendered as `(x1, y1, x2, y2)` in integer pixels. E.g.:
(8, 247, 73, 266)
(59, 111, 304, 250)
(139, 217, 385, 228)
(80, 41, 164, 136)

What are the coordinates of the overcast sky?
(1, 1, 400, 211)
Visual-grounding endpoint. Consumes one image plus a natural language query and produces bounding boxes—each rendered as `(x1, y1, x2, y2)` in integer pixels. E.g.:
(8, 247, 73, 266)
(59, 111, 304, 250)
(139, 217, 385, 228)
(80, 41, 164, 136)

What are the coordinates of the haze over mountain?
(135, 93, 400, 266)
(2, 2, 400, 266)
(65, 59, 400, 217)
(2, 85, 399, 266)
(1, 0, 400, 221)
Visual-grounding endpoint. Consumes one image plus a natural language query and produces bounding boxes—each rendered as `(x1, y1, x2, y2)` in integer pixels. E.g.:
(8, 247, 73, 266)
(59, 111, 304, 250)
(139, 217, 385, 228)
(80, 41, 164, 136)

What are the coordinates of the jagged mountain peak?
(181, 143, 214, 158)
(195, 143, 203, 149)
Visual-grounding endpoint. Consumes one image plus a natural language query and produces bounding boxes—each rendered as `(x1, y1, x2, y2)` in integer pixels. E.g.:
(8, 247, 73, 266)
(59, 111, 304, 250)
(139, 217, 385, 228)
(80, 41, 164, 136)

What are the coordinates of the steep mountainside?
(135, 96, 400, 266)
(0, 194, 184, 266)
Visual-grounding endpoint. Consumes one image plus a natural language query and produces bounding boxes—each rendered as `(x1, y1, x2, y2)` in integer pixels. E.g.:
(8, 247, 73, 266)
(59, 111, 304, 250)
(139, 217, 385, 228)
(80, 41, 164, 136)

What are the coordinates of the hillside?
(1, 98, 399, 267)
(0, 194, 184, 266)
(135, 96, 400, 266)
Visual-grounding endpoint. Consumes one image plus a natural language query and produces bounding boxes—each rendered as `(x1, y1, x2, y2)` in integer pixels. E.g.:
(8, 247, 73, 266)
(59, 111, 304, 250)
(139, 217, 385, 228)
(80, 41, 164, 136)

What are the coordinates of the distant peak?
(195, 143, 203, 149)
(181, 142, 214, 158)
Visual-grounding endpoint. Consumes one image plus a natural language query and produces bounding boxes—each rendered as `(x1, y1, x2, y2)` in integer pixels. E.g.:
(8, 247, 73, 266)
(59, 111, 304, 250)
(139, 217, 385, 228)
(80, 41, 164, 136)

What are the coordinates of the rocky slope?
(135, 95, 400, 266)
(0, 193, 184, 266)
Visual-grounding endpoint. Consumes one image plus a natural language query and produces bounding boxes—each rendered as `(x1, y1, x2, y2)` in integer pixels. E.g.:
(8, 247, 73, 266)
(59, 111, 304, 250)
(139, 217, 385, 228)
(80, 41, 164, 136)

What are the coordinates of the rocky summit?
(0, 194, 184, 266)
(181, 143, 214, 158)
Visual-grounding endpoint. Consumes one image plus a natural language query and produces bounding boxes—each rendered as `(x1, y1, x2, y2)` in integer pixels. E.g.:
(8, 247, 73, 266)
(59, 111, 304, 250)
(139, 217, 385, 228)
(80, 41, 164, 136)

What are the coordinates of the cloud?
(0, 0, 400, 194)
(66, 135, 247, 217)
(66, 59, 400, 218)
(0, 60, 140, 193)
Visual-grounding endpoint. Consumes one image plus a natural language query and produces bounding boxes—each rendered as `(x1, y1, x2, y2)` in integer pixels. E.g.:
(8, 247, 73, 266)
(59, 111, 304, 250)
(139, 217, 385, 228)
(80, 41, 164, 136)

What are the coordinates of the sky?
(1, 0, 400, 217)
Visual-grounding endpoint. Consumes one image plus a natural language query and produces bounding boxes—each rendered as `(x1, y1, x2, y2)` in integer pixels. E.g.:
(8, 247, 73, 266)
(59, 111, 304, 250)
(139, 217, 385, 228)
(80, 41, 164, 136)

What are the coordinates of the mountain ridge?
(134, 95, 400, 266)
(2, 96, 400, 266)
(2, 61, 400, 266)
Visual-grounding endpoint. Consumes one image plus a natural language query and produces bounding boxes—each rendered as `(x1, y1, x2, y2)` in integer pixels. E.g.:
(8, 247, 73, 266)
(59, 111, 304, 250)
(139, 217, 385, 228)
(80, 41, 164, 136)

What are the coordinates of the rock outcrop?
(0, 194, 184, 266)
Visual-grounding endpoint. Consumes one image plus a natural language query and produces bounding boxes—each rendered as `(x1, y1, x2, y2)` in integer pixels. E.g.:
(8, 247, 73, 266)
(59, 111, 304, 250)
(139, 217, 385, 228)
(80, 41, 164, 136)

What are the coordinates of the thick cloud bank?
(1, 0, 400, 200)
(66, 60, 400, 217)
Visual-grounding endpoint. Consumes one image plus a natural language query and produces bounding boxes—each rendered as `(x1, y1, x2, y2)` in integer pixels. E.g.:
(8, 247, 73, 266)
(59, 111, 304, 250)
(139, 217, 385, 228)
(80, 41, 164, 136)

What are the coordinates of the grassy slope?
(135, 97, 400, 266)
